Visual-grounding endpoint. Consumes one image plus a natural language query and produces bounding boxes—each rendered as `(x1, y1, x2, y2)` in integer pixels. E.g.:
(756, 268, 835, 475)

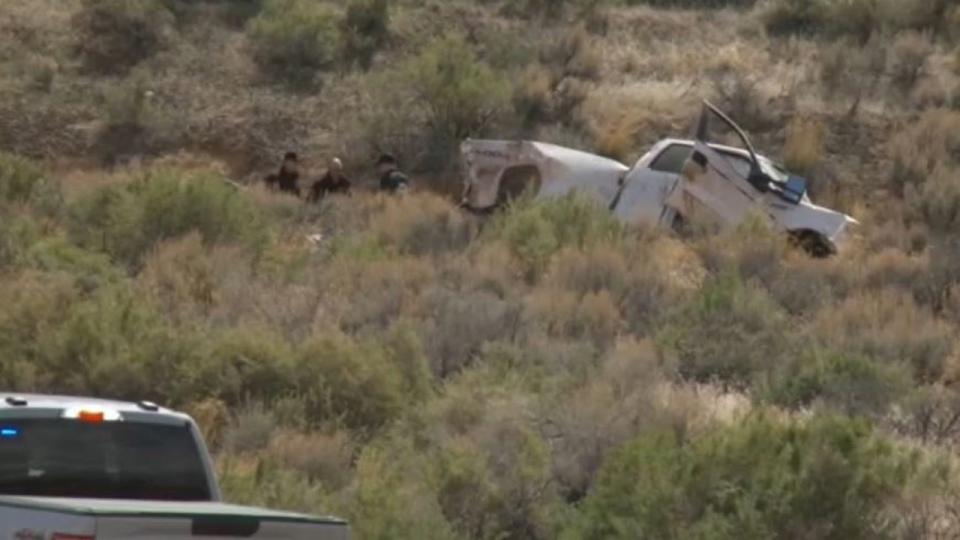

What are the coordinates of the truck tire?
(789, 230, 834, 258)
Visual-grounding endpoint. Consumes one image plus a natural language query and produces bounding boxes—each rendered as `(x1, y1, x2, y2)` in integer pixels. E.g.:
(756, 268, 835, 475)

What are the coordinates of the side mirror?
(782, 176, 807, 204)
(746, 169, 770, 193)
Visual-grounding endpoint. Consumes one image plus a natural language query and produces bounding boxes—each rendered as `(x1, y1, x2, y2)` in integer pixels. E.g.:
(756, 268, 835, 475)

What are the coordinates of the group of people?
(264, 151, 410, 202)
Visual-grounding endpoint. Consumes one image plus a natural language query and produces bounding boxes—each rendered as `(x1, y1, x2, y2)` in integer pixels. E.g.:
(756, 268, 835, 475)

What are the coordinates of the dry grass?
(783, 116, 825, 177)
(7, 1, 960, 536)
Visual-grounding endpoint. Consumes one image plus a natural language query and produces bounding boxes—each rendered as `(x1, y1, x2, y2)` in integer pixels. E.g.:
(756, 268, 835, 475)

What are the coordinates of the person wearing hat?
(308, 157, 352, 203)
(265, 151, 302, 197)
(377, 153, 410, 194)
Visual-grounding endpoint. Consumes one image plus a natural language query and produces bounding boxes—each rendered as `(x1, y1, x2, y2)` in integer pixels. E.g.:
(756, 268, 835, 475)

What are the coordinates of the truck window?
(0, 419, 211, 501)
(715, 150, 753, 178)
(649, 144, 693, 174)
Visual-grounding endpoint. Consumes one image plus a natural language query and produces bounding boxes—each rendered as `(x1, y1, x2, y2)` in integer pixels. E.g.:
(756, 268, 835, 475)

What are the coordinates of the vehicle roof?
(655, 138, 761, 160)
(0, 392, 185, 418)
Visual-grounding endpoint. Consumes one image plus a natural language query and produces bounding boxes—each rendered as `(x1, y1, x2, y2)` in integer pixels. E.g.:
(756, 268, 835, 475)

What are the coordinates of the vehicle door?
(613, 142, 691, 228)
(668, 102, 771, 228)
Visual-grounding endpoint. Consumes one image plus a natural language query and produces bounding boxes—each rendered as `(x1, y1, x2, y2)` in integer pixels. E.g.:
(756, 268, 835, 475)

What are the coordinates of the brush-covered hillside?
(3, 0, 960, 538)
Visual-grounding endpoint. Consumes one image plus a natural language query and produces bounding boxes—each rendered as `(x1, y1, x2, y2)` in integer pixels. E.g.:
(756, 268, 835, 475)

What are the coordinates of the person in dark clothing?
(308, 157, 351, 203)
(377, 153, 410, 194)
(265, 151, 302, 197)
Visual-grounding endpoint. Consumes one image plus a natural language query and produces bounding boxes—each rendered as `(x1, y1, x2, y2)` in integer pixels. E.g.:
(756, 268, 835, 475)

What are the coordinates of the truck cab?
(0, 393, 348, 539)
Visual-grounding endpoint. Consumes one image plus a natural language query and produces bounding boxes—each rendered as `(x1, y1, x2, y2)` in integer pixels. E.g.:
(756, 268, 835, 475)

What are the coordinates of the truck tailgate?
(0, 497, 349, 540)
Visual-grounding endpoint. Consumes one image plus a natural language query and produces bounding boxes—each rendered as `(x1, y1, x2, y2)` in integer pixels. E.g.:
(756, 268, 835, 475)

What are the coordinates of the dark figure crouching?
(308, 157, 351, 203)
(265, 151, 302, 197)
(377, 153, 410, 194)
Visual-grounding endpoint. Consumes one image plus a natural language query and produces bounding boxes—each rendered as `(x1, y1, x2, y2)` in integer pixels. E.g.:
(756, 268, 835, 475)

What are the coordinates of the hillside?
(3, 0, 960, 538)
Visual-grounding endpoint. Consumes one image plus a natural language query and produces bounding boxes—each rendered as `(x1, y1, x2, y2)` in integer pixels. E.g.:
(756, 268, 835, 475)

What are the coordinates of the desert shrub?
(543, 25, 602, 81)
(783, 116, 825, 178)
(488, 195, 627, 281)
(247, 0, 340, 87)
(767, 255, 852, 315)
(763, 0, 958, 41)
(657, 272, 797, 391)
(0, 152, 62, 215)
(763, 351, 913, 417)
(0, 215, 38, 270)
(501, 0, 572, 19)
(891, 384, 960, 445)
(266, 429, 355, 490)
(138, 234, 252, 324)
(708, 66, 781, 131)
(760, 0, 830, 36)
(343, 444, 458, 540)
(383, 322, 435, 402)
(907, 165, 960, 234)
(73, 0, 174, 74)
(69, 168, 268, 268)
(183, 397, 230, 450)
(527, 287, 622, 349)
(629, 0, 755, 5)
(548, 339, 665, 500)
(222, 402, 279, 454)
(49, 283, 202, 402)
(0, 271, 79, 391)
(296, 333, 407, 431)
(433, 419, 555, 539)
(818, 38, 886, 105)
(692, 215, 786, 285)
(218, 458, 327, 514)
(341, 0, 390, 69)
(570, 414, 919, 540)
(370, 193, 477, 256)
(420, 287, 523, 377)
(97, 76, 183, 163)
(25, 236, 123, 292)
(812, 289, 955, 383)
(889, 109, 960, 196)
(545, 243, 629, 299)
(513, 64, 555, 126)
(400, 34, 512, 142)
(890, 31, 934, 93)
(195, 327, 296, 407)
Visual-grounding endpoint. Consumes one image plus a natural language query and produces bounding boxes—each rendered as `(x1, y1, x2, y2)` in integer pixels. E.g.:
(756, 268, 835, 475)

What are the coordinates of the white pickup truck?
(460, 101, 857, 256)
(0, 393, 348, 539)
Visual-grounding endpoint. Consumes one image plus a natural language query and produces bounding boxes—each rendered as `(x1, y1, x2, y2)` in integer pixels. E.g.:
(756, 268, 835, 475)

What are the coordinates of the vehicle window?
(0, 419, 210, 500)
(716, 151, 753, 178)
(649, 144, 692, 174)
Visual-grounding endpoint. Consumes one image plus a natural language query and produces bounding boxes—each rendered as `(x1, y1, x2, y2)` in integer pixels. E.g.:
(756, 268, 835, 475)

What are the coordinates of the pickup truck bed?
(0, 496, 349, 539)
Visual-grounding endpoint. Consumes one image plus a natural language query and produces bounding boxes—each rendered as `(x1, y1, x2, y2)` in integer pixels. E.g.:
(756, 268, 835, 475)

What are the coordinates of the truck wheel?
(496, 165, 542, 207)
(789, 230, 834, 258)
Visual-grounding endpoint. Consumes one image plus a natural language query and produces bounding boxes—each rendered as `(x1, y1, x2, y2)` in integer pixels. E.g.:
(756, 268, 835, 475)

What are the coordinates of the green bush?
(341, 0, 390, 69)
(657, 272, 796, 391)
(399, 34, 512, 141)
(343, 444, 459, 540)
(763, 352, 913, 417)
(488, 194, 627, 281)
(0, 215, 40, 271)
(44, 283, 201, 402)
(296, 333, 408, 431)
(247, 0, 340, 87)
(73, 0, 175, 74)
(69, 168, 268, 268)
(570, 414, 919, 540)
(0, 152, 62, 216)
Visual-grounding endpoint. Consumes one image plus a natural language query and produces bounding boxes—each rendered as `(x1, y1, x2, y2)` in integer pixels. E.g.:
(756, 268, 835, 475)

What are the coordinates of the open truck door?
(667, 101, 778, 229)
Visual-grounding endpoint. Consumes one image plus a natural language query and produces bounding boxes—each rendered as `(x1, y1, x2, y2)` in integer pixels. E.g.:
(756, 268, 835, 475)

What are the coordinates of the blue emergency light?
(0, 427, 19, 438)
